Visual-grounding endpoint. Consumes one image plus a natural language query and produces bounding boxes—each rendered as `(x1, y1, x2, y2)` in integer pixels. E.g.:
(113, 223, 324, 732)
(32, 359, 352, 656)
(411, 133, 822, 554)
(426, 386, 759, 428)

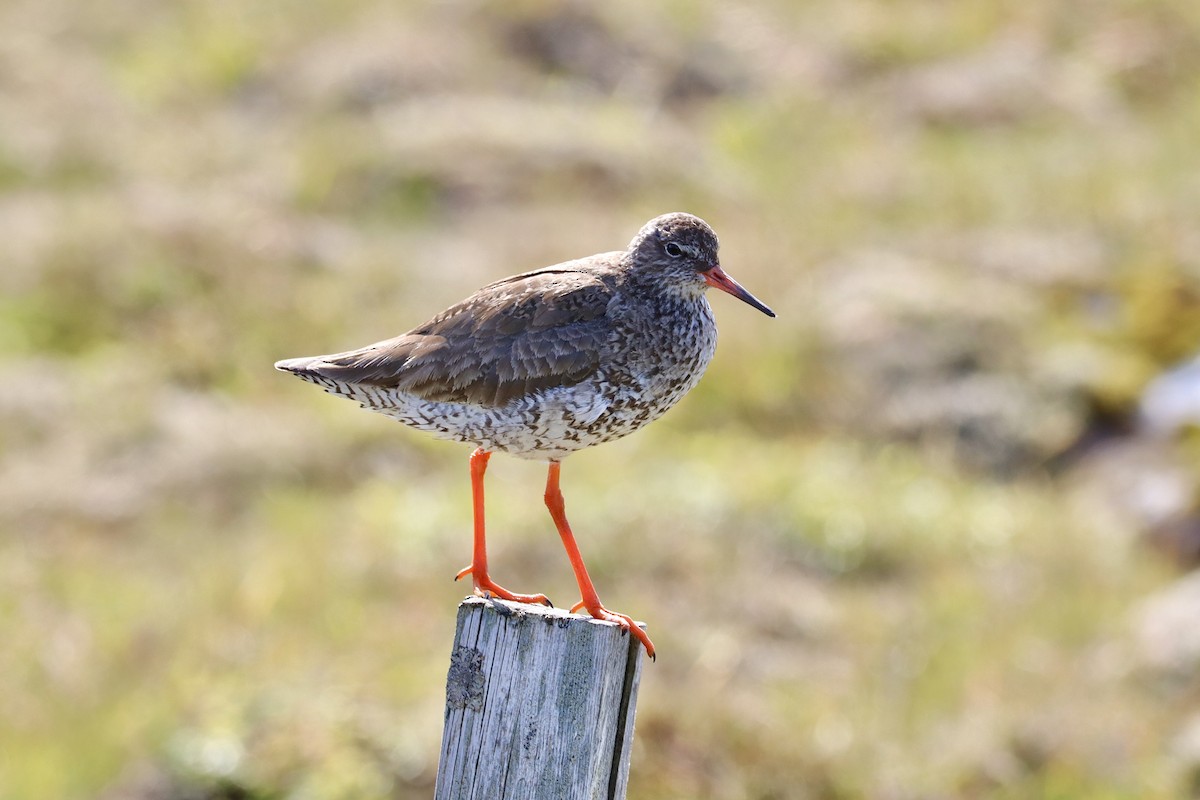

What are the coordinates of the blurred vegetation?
(4, 0, 1200, 798)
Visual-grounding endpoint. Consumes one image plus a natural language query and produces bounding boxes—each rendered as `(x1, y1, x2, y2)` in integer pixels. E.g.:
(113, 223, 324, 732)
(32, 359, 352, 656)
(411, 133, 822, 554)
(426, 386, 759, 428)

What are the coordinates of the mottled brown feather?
(291, 266, 618, 408)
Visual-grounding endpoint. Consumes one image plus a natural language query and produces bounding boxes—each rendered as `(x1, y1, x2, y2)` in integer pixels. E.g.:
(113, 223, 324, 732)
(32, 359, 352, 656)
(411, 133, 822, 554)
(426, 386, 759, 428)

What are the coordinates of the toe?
(582, 605, 656, 660)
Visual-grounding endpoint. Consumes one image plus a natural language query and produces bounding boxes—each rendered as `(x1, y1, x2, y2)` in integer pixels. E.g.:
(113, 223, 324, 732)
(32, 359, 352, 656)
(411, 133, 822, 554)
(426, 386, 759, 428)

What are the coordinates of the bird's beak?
(702, 265, 776, 318)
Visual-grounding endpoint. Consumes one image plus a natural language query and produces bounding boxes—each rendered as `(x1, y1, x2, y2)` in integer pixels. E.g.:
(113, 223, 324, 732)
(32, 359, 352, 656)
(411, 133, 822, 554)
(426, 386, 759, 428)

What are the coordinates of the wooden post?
(434, 596, 646, 800)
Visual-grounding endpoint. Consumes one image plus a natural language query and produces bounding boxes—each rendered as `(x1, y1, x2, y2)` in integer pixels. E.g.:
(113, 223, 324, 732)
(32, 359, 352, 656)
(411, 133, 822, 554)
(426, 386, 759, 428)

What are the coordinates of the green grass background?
(3, 0, 1200, 797)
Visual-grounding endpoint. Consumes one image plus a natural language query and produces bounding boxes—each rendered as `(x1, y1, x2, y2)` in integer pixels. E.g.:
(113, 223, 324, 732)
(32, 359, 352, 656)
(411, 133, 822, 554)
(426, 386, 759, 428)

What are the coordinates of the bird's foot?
(571, 600, 656, 661)
(454, 566, 552, 607)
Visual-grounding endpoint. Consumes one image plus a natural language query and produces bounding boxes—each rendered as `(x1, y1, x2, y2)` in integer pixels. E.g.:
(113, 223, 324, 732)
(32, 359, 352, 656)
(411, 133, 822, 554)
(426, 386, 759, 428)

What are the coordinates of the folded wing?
(278, 268, 616, 408)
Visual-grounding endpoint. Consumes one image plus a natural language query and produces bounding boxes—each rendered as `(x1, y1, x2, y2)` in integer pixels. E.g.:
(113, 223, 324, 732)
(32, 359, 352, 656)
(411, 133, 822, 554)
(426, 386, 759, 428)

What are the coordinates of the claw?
(455, 567, 552, 607)
(575, 602, 655, 659)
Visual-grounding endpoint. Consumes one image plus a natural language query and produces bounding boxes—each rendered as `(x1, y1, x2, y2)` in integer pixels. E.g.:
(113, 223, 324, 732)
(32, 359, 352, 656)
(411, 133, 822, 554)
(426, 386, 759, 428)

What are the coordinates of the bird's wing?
(292, 267, 617, 407)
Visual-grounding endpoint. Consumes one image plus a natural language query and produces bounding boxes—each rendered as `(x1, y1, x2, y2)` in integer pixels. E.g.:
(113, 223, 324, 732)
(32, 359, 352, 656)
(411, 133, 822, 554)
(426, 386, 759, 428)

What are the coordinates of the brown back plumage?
(281, 265, 620, 407)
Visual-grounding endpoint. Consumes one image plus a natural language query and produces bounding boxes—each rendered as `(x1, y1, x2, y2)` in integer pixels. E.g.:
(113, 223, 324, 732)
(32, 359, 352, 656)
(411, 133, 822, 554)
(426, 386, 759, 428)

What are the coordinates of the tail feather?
(275, 355, 323, 376)
(276, 353, 395, 409)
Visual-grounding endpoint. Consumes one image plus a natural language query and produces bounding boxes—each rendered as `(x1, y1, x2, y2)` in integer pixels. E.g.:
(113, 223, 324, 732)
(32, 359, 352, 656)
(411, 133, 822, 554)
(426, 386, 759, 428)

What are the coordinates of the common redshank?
(275, 212, 773, 659)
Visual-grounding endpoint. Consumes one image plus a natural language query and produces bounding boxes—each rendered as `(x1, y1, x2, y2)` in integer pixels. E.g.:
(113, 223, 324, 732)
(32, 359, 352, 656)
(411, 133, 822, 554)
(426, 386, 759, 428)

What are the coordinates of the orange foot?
(455, 566, 552, 607)
(569, 600, 656, 661)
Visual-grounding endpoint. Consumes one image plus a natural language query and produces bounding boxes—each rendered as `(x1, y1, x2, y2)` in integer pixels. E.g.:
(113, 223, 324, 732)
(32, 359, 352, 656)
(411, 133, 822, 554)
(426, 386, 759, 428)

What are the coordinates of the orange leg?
(544, 461, 656, 660)
(454, 448, 552, 607)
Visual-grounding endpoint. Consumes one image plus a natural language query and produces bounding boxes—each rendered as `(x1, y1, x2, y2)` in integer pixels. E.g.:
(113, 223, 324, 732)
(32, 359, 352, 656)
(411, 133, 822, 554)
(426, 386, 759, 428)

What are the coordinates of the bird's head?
(628, 212, 775, 318)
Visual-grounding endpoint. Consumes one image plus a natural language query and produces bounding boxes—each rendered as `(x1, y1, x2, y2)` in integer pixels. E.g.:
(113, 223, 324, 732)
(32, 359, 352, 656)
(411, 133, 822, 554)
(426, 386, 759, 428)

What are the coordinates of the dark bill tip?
(703, 266, 776, 318)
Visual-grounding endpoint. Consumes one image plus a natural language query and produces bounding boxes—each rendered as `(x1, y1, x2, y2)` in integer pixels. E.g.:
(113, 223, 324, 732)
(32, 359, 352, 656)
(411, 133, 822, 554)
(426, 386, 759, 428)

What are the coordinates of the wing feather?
(284, 267, 617, 408)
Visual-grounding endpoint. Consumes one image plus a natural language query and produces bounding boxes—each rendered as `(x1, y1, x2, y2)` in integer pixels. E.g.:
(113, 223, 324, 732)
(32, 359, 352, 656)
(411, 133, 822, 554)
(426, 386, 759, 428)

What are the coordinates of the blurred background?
(4, 0, 1200, 797)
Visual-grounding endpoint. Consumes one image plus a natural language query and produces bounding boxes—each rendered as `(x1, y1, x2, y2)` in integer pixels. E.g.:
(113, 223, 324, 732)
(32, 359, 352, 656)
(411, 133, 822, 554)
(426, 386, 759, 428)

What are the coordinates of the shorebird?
(275, 212, 773, 659)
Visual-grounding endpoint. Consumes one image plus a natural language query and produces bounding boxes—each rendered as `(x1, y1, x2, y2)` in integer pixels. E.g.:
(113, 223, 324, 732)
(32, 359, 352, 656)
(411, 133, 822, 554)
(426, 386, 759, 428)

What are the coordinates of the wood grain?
(434, 596, 645, 800)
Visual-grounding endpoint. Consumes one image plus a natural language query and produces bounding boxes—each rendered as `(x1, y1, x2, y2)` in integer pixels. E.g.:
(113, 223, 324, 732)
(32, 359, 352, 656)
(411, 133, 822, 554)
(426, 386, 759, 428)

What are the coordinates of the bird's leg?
(544, 461, 656, 660)
(454, 448, 552, 607)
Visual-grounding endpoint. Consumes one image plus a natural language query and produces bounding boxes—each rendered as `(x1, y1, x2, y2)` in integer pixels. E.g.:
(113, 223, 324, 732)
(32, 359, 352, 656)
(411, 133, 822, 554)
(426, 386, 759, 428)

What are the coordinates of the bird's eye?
(665, 242, 684, 257)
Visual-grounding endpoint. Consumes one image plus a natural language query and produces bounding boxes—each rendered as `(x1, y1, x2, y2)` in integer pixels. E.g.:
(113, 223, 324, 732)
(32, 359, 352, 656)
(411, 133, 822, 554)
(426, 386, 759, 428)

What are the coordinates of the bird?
(275, 212, 774, 659)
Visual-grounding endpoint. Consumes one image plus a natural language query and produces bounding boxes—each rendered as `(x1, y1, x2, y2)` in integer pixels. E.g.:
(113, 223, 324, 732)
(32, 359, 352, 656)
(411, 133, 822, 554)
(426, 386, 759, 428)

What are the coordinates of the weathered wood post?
(434, 596, 646, 800)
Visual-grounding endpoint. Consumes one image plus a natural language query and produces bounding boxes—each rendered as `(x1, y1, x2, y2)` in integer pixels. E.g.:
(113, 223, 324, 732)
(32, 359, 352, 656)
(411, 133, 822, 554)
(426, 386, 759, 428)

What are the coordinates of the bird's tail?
(274, 356, 323, 377)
